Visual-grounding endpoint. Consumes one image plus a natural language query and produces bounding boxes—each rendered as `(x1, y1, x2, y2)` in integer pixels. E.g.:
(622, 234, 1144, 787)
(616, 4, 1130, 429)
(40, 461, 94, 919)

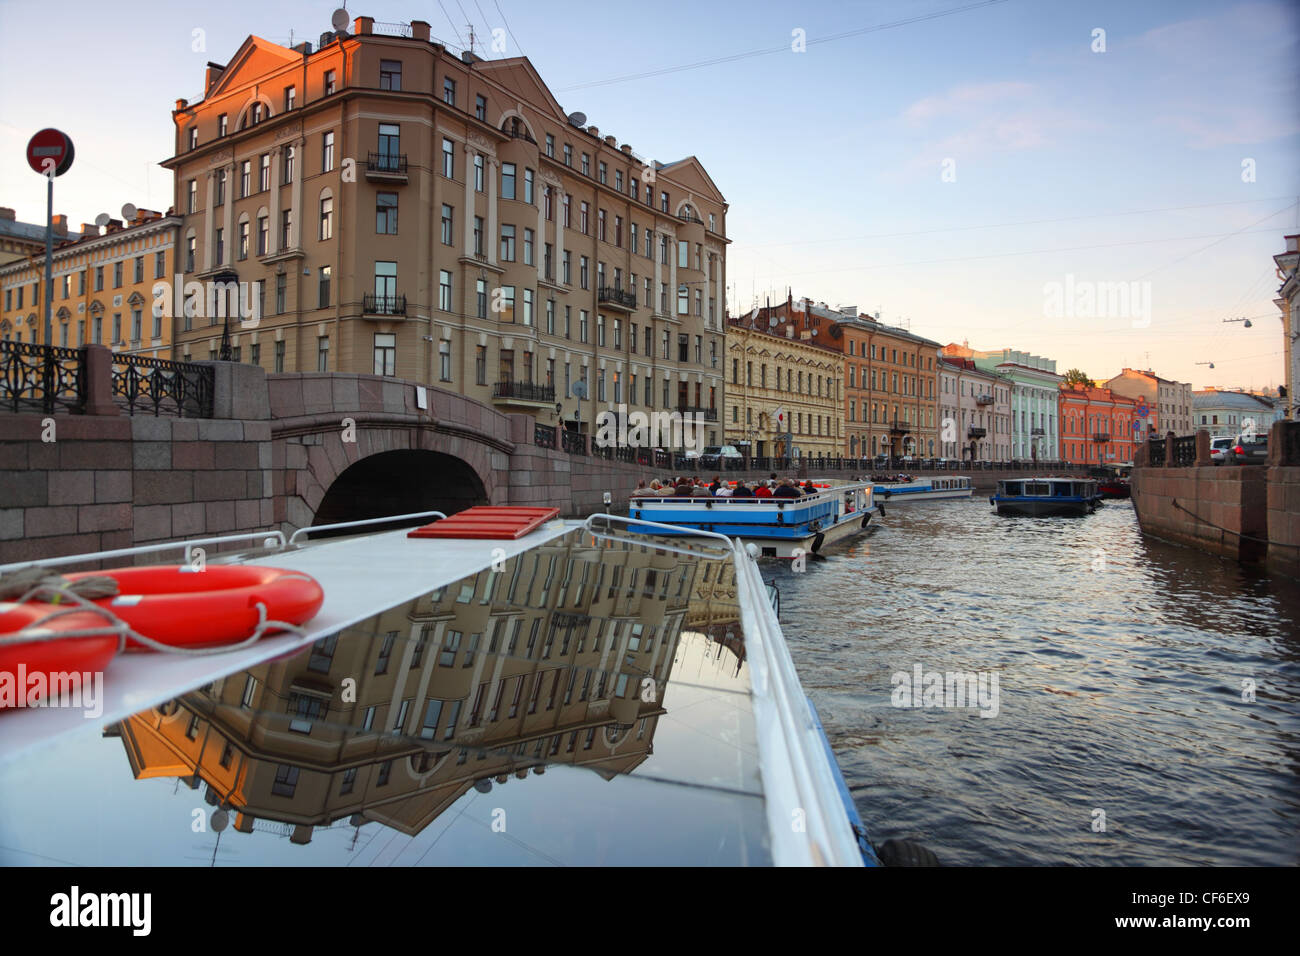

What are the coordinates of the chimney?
(51, 215, 69, 235)
(587, 126, 599, 137)
(205, 62, 225, 94)
(293, 42, 312, 54)
(0, 207, 15, 221)
(354, 16, 374, 35)
(620, 144, 632, 154)
(175, 98, 188, 111)
(412, 20, 431, 41)
(604, 135, 617, 147)
(80, 223, 100, 237)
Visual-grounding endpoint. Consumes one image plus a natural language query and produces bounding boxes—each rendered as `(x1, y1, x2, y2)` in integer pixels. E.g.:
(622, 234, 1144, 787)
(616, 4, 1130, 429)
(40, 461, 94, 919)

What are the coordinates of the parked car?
(699, 445, 744, 469)
(1209, 436, 1234, 465)
(1225, 434, 1268, 465)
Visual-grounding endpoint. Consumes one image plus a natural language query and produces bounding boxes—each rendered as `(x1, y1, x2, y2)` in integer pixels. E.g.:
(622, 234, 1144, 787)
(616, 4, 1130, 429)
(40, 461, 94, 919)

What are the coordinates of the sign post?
(26, 129, 75, 348)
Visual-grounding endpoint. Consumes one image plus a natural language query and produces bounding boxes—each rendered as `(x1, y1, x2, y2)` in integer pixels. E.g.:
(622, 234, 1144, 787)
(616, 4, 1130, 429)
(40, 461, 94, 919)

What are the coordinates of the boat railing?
(288, 510, 447, 546)
(0, 529, 288, 574)
(580, 511, 870, 866)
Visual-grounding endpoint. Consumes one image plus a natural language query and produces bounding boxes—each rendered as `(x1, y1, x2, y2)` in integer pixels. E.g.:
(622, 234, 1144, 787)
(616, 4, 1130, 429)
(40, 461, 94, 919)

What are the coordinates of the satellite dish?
(474, 778, 493, 794)
(567, 111, 587, 127)
(121, 203, 137, 221)
(571, 380, 588, 399)
(331, 8, 349, 31)
(1243, 319, 1252, 328)
(1209, 362, 1215, 369)
(768, 316, 778, 328)
(94, 213, 110, 227)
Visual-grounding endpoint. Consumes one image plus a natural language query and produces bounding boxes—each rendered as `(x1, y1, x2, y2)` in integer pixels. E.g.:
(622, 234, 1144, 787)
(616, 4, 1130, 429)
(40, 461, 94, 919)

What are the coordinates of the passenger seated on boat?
(755, 480, 774, 498)
(631, 479, 650, 497)
(645, 479, 663, 495)
(709, 475, 722, 494)
(691, 480, 713, 497)
(674, 478, 694, 496)
(714, 482, 734, 497)
(772, 479, 801, 498)
(731, 481, 756, 498)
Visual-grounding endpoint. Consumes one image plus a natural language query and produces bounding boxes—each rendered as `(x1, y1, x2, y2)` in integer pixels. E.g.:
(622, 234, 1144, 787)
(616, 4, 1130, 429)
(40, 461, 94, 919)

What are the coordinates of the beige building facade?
(724, 307, 842, 459)
(0, 210, 180, 359)
(162, 16, 727, 444)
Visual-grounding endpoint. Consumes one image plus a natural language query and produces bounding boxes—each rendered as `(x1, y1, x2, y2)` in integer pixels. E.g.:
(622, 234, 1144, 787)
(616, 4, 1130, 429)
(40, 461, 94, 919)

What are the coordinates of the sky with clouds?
(1, 0, 1296, 389)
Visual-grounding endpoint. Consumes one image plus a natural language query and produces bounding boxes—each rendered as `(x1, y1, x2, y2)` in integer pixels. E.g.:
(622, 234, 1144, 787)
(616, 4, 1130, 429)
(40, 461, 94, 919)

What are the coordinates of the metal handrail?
(0, 529, 287, 574)
(582, 513, 737, 561)
(288, 511, 447, 546)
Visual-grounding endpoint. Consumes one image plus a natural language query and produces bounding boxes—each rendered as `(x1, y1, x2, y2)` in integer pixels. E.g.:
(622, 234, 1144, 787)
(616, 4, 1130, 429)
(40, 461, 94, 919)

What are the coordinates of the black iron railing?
(976, 394, 994, 405)
(493, 380, 555, 403)
(112, 354, 214, 418)
(0, 341, 86, 415)
(1147, 437, 1166, 466)
(366, 152, 408, 174)
(561, 428, 587, 456)
(363, 293, 406, 315)
(1092, 433, 1111, 443)
(889, 420, 912, 433)
(1171, 435, 1197, 467)
(534, 423, 557, 449)
(597, 287, 636, 309)
(968, 427, 987, 438)
(675, 405, 718, 422)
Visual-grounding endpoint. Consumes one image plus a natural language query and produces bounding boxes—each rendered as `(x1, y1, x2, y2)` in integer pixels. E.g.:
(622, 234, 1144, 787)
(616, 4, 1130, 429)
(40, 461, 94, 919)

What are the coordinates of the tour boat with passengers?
(0, 506, 900, 867)
(990, 477, 1102, 517)
(628, 480, 879, 559)
(872, 475, 973, 503)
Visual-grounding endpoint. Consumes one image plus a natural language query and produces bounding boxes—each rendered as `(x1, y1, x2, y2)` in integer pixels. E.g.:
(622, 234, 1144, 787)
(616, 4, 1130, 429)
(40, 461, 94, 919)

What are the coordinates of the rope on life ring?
(0, 581, 307, 656)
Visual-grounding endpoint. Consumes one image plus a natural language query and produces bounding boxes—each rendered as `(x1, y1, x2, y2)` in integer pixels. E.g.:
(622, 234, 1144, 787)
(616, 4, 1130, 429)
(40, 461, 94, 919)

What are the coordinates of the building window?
(280, 209, 293, 248)
(474, 154, 484, 192)
(439, 270, 452, 311)
(441, 204, 454, 245)
(439, 340, 452, 381)
(274, 339, 285, 372)
(322, 131, 335, 172)
(545, 133, 554, 157)
(476, 94, 487, 120)
(215, 169, 226, 205)
(442, 138, 454, 178)
(500, 224, 516, 261)
(473, 216, 484, 255)
(376, 193, 398, 234)
(374, 333, 396, 376)
(443, 76, 456, 105)
(380, 59, 402, 90)
(316, 335, 328, 372)
(317, 264, 331, 308)
(237, 221, 249, 259)
(563, 143, 572, 166)
(187, 179, 197, 214)
(239, 160, 251, 197)
(259, 153, 270, 191)
(275, 273, 286, 314)
(523, 168, 534, 204)
(217, 113, 228, 136)
(476, 278, 488, 318)
(475, 345, 487, 385)
(284, 85, 295, 111)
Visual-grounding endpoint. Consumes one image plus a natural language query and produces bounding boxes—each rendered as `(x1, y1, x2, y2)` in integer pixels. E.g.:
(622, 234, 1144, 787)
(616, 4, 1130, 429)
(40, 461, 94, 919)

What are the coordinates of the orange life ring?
(64, 565, 325, 650)
(0, 602, 121, 708)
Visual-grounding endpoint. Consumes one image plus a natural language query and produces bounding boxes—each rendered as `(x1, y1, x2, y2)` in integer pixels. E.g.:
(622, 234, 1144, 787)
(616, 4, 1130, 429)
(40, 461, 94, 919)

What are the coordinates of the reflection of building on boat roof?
(108, 533, 742, 847)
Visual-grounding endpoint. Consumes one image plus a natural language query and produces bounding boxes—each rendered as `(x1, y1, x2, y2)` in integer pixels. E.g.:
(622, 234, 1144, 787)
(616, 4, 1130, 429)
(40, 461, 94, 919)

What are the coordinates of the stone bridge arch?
(265, 372, 512, 529)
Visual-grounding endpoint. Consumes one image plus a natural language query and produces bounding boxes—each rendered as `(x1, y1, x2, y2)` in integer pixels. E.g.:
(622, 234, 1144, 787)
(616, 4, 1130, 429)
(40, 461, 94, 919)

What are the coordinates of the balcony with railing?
(1031, 427, 1046, 436)
(491, 380, 556, 408)
(597, 286, 636, 311)
(889, 420, 912, 434)
(1092, 432, 1111, 443)
(365, 152, 409, 183)
(976, 393, 994, 405)
(676, 405, 719, 422)
(362, 293, 407, 318)
(967, 426, 987, 438)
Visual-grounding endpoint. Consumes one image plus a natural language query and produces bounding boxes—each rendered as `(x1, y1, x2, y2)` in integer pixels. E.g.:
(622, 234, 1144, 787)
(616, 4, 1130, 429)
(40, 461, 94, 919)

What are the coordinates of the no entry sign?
(26, 128, 75, 177)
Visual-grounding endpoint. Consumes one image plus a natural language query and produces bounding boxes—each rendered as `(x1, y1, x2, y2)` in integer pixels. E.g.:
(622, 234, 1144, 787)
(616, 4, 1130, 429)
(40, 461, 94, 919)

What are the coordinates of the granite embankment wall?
(1130, 422, 1299, 578)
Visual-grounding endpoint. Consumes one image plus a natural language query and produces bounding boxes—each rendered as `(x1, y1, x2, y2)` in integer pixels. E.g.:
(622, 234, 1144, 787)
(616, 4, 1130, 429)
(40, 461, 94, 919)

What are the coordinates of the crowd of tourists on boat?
(631, 475, 820, 499)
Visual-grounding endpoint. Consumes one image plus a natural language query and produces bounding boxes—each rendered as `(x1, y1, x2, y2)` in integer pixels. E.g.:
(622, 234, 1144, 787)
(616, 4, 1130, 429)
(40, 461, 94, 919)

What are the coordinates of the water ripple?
(772, 497, 1300, 865)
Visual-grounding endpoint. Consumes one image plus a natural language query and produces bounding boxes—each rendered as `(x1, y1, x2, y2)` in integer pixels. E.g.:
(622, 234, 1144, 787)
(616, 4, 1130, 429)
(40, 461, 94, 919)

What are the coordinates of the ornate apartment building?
(0, 209, 180, 359)
(724, 304, 844, 459)
(1104, 368, 1193, 438)
(937, 356, 1012, 461)
(162, 15, 728, 443)
(1058, 384, 1138, 465)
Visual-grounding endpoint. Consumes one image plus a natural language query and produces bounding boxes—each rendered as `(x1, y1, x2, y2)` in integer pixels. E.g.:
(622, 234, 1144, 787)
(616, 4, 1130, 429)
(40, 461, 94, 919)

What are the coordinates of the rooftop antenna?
(466, 23, 475, 54)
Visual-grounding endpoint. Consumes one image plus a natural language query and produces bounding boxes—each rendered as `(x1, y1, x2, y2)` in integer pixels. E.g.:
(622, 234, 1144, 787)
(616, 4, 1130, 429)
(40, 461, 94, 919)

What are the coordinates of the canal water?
(769, 496, 1300, 866)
